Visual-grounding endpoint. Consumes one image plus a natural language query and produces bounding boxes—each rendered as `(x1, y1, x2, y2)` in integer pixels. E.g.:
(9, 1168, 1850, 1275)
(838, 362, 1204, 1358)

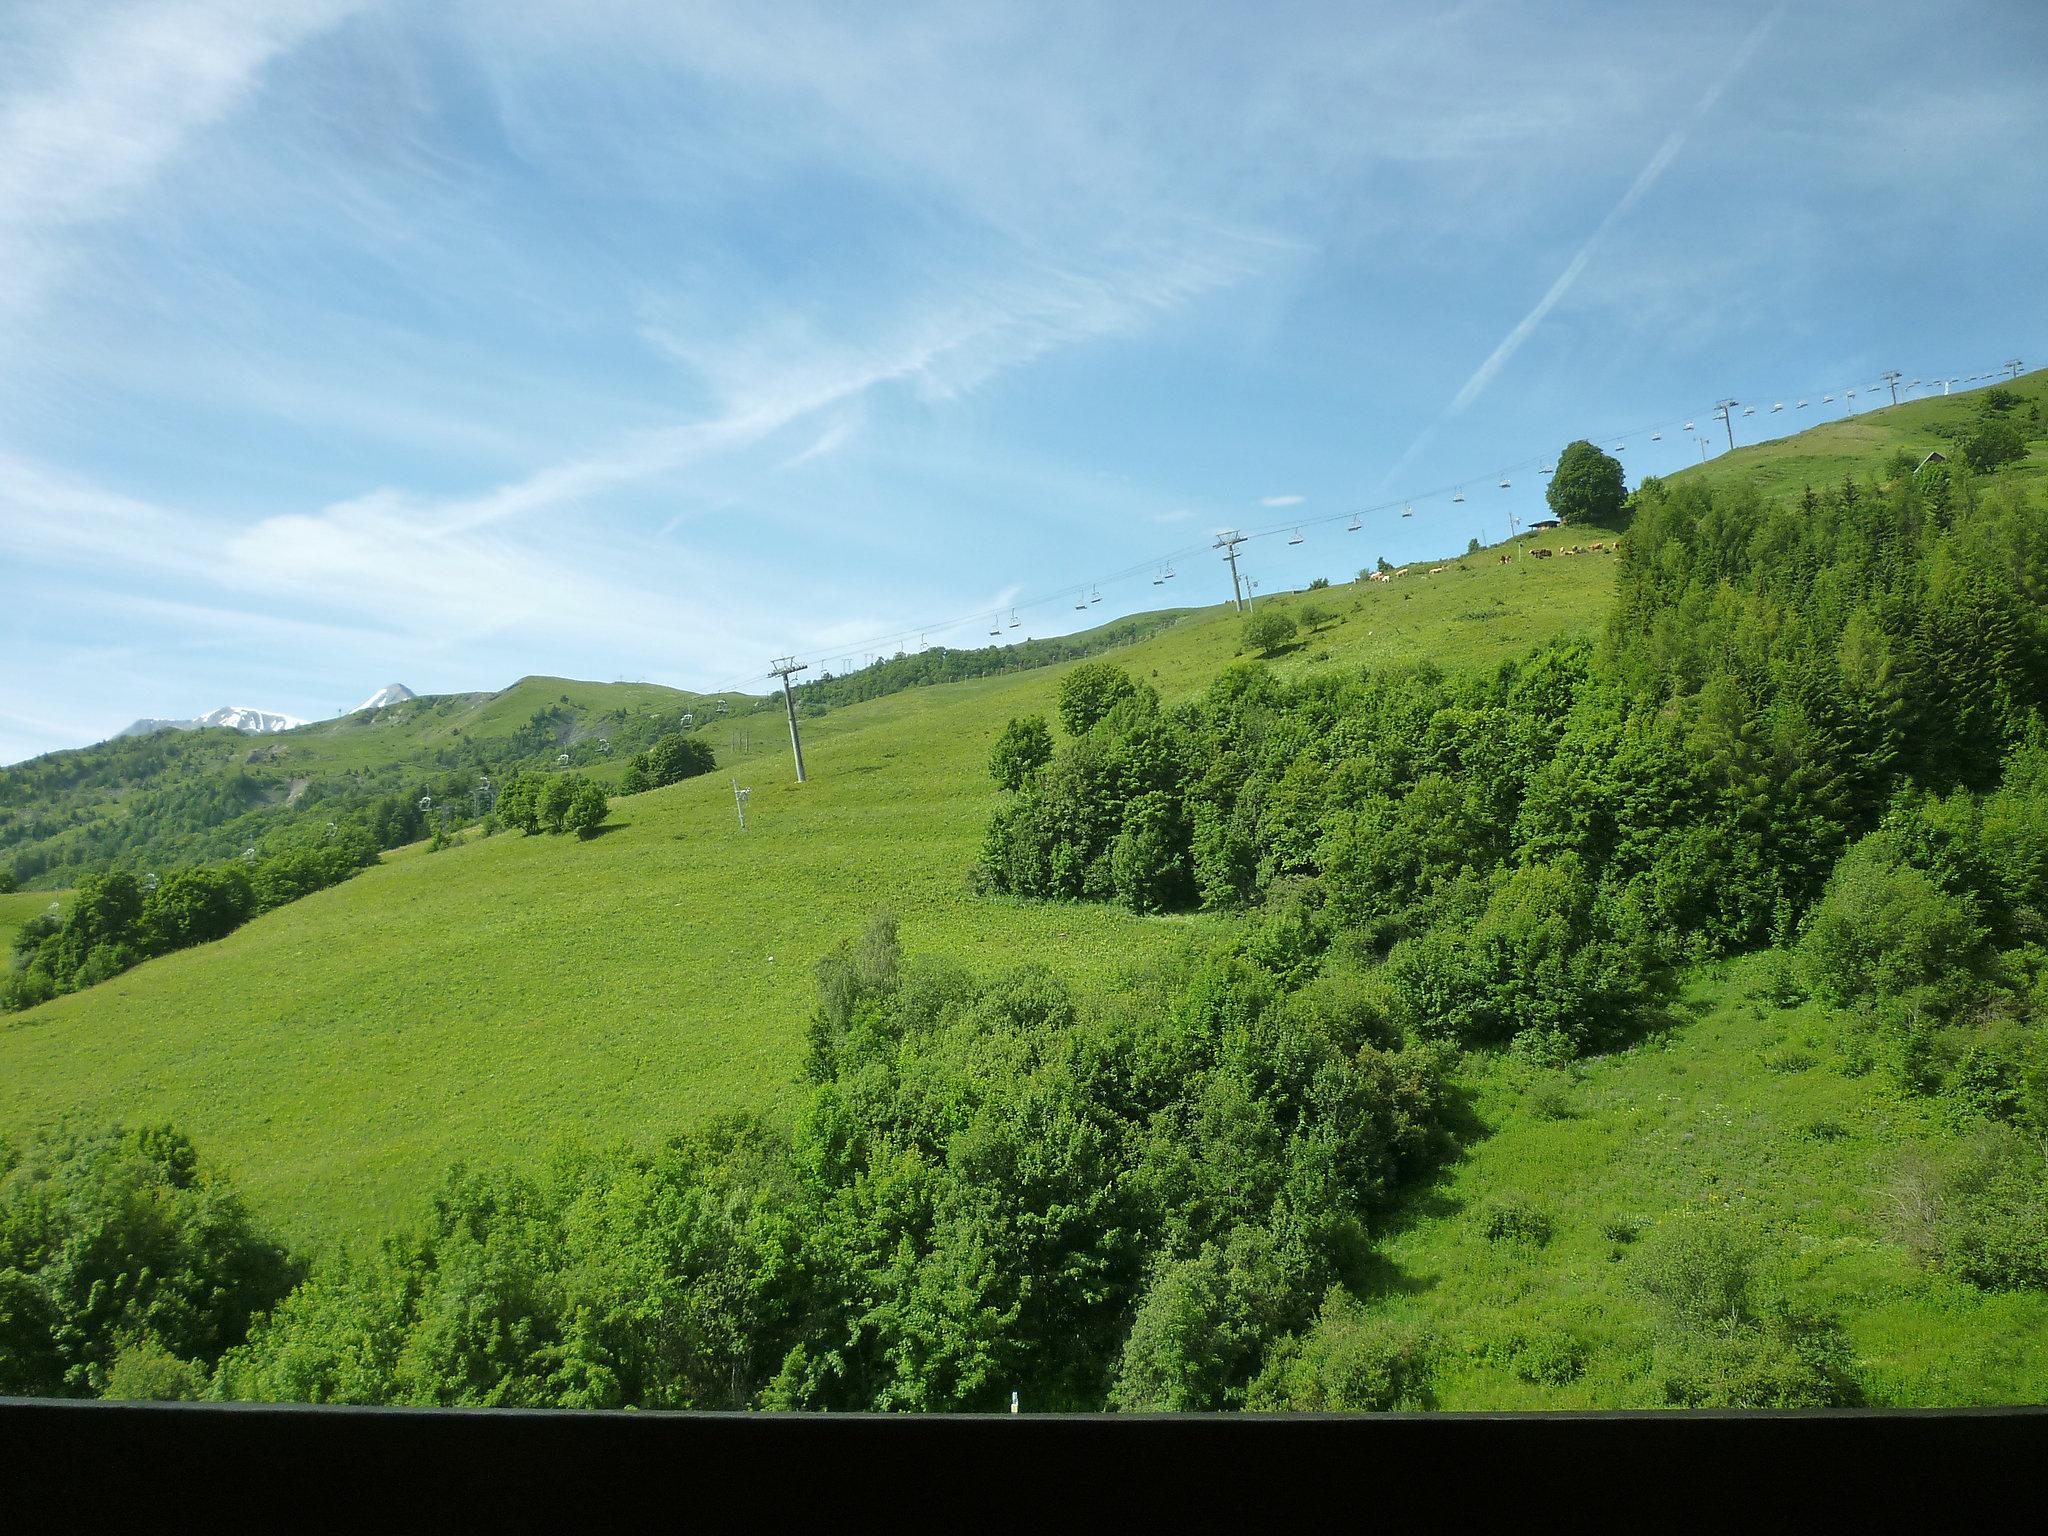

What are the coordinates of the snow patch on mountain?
(353, 683, 417, 712)
(118, 705, 307, 739)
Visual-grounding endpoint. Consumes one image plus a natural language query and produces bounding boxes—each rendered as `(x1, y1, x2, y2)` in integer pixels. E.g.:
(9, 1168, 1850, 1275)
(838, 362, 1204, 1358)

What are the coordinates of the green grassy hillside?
(0, 526, 1620, 1250)
(1679, 372, 2048, 502)
(3, 364, 2042, 1313)
(1368, 954, 2048, 1406)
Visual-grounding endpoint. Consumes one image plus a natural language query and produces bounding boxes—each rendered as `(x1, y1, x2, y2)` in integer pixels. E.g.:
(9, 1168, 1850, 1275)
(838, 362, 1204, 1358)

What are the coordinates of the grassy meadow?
(0, 528, 1619, 1249)
(5, 371, 2047, 1406)
(1368, 953, 2048, 1406)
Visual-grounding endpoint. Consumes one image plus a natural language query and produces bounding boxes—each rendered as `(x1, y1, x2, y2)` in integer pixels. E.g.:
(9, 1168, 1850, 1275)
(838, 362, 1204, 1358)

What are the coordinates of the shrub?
(1800, 835, 1986, 1011)
(1629, 1213, 1857, 1407)
(1916, 1126, 2048, 1290)
(1480, 1196, 1552, 1246)
(1247, 1292, 1432, 1410)
(1961, 417, 2027, 474)
(1512, 1327, 1587, 1385)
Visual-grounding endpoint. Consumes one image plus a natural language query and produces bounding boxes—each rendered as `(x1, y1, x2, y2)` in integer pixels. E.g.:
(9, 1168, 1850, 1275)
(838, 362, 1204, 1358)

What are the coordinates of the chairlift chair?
(1347, 514, 1362, 531)
(1089, 586, 1101, 604)
(1451, 490, 1464, 503)
(1796, 399, 1807, 408)
(1288, 528, 1304, 545)
(1163, 565, 1176, 581)
(1771, 403, 1783, 412)
(1498, 477, 1511, 489)
(1742, 406, 1755, 416)
(1822, 394, 1833, 403)
(1402, 505, 1415, 517)
(1009, 609, 1021, 626)
(1683, 420, 1695, 431)
(1651, 432, 1663, 441)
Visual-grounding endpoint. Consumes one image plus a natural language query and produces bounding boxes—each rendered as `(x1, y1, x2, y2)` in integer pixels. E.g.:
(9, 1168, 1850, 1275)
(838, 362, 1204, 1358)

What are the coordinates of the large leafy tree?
(1547, 439, 1626, 525)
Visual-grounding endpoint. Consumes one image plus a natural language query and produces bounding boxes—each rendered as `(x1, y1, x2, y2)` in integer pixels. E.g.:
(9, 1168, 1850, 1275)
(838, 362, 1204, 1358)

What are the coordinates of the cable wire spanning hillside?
(691, 357, 2030, 701)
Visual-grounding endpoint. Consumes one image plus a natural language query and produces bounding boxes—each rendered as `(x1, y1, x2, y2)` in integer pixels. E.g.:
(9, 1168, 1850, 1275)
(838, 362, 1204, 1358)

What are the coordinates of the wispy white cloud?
(0, 0, 359, 330)
(1259, 494, 1304, 507)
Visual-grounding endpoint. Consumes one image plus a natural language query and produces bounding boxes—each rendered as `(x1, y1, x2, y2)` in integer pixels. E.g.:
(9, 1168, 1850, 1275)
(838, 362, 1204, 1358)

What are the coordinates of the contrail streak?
(1376, 4, 1784, 491)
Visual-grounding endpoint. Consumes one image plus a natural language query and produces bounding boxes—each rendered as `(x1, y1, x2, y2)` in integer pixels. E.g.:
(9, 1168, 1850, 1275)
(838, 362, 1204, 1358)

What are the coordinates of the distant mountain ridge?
(115, 685, 419, 742)
(118, 705, 310, 740)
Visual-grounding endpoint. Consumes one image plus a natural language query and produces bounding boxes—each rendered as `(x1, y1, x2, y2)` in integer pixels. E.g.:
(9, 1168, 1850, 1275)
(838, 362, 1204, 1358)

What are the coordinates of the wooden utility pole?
(769, 657, 808, 783)
(1881, 370, 1902, 406)
(1214, 530, 1248, 613)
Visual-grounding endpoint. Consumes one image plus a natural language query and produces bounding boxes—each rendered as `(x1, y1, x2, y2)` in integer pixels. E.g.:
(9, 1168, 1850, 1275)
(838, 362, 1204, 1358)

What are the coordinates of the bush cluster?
(619, 733, 715, 795)
(194, 916, 1454, 1411)
(496, 772, 609, 838)
(980, 468, 2048, 1064)
(4, 831, 376, 1011)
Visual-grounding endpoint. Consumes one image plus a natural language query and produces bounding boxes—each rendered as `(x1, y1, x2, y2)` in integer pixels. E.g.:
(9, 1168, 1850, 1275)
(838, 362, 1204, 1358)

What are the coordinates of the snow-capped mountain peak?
(117, 705, 308, 739)
(353, 683, 416, 712)
(200, 705, 308, 734)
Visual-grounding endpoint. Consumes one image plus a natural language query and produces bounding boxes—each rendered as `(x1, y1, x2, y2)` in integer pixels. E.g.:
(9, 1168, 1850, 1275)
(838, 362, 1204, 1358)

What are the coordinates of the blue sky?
(2, 0, 2044, 761)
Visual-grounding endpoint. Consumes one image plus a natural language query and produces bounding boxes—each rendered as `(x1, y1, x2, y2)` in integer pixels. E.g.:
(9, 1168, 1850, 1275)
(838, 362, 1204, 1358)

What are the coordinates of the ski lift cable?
(725, 354, 2014, 688)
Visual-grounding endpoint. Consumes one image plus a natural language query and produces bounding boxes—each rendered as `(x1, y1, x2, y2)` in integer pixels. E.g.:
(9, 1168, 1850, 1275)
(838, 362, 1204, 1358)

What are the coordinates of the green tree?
(1056, 663, 1140, 736)
(1241, 610, 1297, 657)
(0, 1124, 298, 1396)
(141, 865, 256, 954)
(563, 779, 610, 838)
(1961, 417, 2027, 474)
(989, 715, 1054, 791)
(1547, 439, 1626, 526)
(642, 734, 716, 788)
(540, 775, 578, 834)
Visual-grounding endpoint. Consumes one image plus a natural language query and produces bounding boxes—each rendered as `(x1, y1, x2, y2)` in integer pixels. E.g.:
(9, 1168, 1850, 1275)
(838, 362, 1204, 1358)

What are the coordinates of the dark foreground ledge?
(3, 1399, 2042, 1524)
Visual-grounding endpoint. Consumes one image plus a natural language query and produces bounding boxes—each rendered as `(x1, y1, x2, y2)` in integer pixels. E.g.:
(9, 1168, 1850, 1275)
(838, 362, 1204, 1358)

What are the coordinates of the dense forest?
(6, 454, 2044, 1408)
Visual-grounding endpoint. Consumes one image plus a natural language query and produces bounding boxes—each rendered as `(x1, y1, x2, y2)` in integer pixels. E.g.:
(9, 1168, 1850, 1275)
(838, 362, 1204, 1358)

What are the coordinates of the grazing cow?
(1531, 546, 1554, 560)
(1588, 542, 1606, 552)
(1499, 551, 1513, 563)
(1428, 565, 1446, 575)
